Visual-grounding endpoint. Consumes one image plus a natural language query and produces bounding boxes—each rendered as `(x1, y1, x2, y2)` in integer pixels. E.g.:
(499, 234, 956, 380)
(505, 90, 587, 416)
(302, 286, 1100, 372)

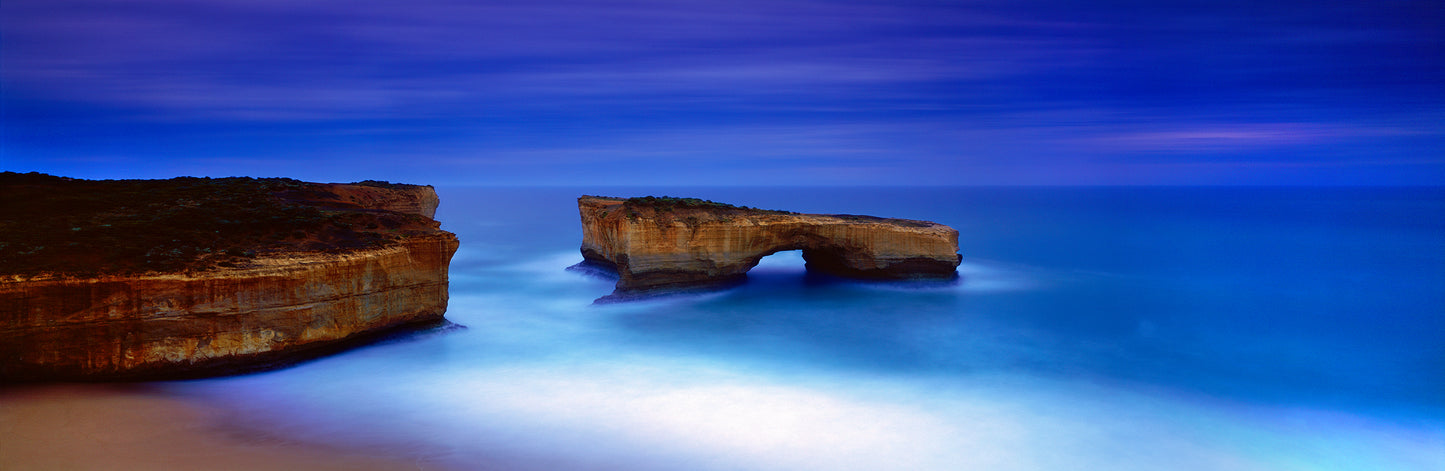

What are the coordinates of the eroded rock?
(0, 175, 459, 381)
(578, 196, 961, 296)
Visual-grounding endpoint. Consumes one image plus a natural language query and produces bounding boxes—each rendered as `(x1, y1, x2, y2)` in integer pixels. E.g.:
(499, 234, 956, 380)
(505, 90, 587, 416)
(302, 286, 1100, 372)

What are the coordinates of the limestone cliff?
(0, 174, 459, 381)
(578, 196, 961, 294)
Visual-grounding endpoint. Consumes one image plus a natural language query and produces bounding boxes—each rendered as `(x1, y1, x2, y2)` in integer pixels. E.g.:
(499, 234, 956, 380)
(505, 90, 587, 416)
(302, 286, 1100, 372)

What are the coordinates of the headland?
(0, 172, 459, 381)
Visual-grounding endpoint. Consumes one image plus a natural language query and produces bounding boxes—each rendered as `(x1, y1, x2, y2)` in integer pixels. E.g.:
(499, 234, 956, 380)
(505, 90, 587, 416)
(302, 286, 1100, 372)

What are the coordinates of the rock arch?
(577, 196, 961, 295)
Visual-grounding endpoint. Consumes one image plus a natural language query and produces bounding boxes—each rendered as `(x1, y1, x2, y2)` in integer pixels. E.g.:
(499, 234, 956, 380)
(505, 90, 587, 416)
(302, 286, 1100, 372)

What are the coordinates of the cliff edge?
(0, 173, 459, 381)
(578, 196, 961, 295)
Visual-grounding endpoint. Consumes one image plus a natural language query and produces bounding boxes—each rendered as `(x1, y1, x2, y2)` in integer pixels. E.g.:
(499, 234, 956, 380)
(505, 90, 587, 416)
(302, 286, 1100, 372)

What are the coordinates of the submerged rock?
(0, 173, 459, 381)
(577, 195, 961, 296)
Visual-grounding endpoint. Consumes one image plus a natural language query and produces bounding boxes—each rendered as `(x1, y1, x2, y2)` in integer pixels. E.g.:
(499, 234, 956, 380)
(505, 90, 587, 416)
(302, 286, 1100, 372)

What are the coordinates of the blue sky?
(2, 0, 1441, 185)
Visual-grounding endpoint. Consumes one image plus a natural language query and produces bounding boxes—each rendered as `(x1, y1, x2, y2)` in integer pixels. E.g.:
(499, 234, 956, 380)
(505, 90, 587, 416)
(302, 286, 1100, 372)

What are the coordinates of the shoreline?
(0, 384, 444, 471)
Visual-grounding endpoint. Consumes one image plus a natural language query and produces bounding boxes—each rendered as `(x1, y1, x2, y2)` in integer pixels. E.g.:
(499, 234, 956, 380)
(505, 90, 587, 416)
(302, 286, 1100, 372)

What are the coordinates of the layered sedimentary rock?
(0, 176, 458, 381)
(578, 196, 961, 294)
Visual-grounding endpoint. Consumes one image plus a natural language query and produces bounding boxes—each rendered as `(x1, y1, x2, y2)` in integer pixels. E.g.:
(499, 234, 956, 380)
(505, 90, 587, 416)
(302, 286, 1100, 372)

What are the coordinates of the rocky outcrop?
(0, 177, 458, 381)
(304, 182, 441, 219)
(578, 196, 961, 294)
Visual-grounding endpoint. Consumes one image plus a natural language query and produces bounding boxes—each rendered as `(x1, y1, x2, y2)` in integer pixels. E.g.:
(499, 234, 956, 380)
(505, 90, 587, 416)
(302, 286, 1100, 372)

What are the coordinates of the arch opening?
(748, 249, 807, 275)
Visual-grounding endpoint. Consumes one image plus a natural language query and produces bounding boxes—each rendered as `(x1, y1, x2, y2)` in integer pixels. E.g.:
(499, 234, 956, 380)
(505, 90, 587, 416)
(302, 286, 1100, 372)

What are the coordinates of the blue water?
(174, 187, 1444, 470)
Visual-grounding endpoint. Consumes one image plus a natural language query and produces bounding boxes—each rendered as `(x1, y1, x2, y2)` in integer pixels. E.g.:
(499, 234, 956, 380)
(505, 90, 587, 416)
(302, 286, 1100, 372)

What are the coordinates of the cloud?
(1087, 122, 1435, 153)
(1, 0, 1104, 121)
(1086, 122, 1404, 151)
(3, 0, 1441, 185)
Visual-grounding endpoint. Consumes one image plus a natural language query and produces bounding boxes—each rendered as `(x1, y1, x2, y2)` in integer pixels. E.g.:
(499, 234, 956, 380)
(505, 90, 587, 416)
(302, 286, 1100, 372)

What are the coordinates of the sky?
(2, 0, 1442, 186)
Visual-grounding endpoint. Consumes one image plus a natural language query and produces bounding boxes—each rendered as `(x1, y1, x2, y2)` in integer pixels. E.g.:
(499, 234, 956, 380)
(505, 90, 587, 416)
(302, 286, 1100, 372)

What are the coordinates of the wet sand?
(0, 385, 439, 471)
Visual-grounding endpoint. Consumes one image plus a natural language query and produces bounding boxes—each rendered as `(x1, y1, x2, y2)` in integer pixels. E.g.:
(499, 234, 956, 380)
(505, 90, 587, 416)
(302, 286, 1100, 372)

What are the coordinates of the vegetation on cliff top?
(586, 195, 793, 214)
(624, 196, 740, 211)
(0, 172, 439, 277)
(586, 195, 933, 227)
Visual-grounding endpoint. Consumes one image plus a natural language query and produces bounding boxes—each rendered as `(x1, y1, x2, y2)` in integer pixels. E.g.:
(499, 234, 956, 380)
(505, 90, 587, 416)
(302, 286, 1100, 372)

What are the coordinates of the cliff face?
(0, 176, 458, 381)
(578, 196, 961, 293)
(0, 234, 457, 380)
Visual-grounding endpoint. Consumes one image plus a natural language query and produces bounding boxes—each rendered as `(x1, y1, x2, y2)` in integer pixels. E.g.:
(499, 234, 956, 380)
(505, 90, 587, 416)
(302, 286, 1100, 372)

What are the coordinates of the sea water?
(172, 187, 1444, 470)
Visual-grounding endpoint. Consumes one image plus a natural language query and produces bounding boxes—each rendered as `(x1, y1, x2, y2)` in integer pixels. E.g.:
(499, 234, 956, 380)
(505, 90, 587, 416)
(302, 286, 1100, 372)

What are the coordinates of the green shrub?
(616, 195, 793, 215)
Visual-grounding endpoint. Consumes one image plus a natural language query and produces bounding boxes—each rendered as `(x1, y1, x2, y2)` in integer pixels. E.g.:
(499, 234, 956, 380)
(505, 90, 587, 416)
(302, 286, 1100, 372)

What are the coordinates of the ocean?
(170, 186, 1444, 470)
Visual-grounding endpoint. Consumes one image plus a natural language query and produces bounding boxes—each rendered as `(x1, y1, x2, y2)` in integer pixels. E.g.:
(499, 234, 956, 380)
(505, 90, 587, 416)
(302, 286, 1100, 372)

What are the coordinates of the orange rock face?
(578, 196, 961, 294)
(0, 183, 458, 381)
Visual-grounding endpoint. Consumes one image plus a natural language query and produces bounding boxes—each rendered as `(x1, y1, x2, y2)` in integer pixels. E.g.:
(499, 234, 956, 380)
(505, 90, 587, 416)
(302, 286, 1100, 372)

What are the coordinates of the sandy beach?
(0, 384, 439, 471)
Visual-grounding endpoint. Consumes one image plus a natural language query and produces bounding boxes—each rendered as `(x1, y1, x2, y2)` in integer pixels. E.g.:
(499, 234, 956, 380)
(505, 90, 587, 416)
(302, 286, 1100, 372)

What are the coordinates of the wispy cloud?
(1088, 122, 1435, 153)
(1, 0, 1103, 120)
(3, 0, 1441, 185)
